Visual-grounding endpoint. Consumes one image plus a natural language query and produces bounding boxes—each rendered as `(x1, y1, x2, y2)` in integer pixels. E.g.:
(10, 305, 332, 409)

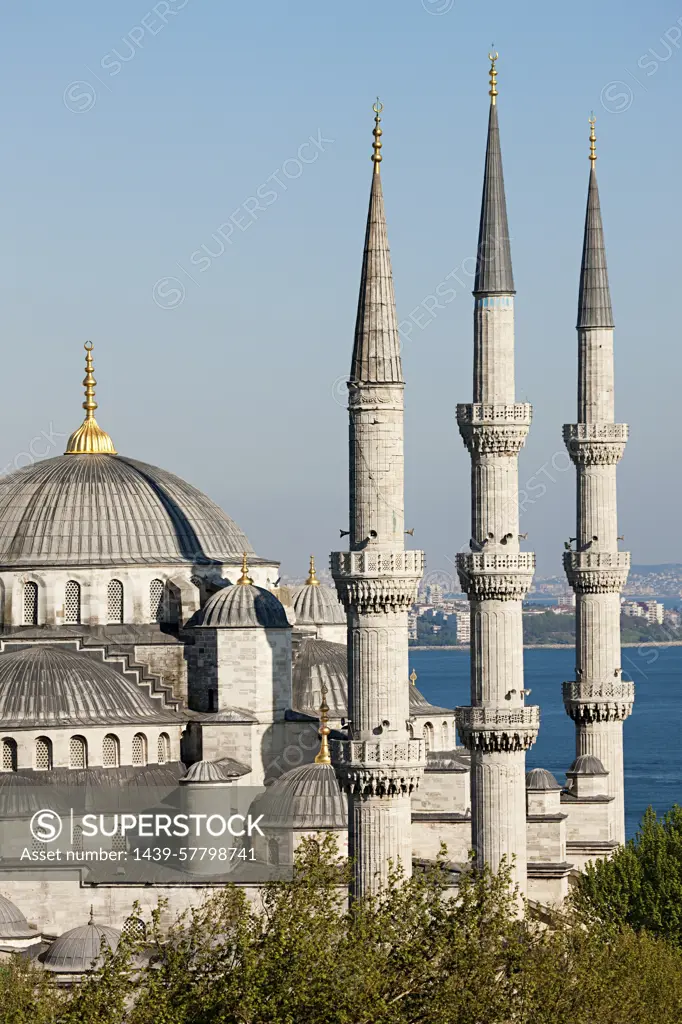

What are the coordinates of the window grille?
(150, 579, 164, 622)
(123, 917, 146, 940)
(158, 733, 170, 764)
(268, 839, 280, 866)
(72, 825, 83, 853)
(1, 738, 17, 772)
(70, 735, 87, 769)
(23, 582, 38, 625)
(107, 579, 124, 623)
(132, 733, 147, 766)
(35, 736, 52, 771)
(64, 580, 81, 624)
(102, 734, 120, 768)
(112, 829, 126, 854)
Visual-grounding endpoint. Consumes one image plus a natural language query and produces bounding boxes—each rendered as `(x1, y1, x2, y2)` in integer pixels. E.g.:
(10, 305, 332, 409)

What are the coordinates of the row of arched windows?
(1, 732, 171, 771)
(415, 721, 452, 753)
(22, 579, 170, 626)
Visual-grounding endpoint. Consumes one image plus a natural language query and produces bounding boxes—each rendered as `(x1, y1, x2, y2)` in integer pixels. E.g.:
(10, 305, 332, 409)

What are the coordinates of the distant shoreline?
(410, 641, 682, 651)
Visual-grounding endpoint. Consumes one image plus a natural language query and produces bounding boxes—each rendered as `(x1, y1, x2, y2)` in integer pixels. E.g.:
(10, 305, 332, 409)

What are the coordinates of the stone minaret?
(454, 55, 539, 892)
(331, 102, 424, 898)
(562, 118, 633, 845)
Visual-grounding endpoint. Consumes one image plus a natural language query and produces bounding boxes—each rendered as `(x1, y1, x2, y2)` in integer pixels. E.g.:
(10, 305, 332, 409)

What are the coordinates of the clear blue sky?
(0, 0, 677, 580)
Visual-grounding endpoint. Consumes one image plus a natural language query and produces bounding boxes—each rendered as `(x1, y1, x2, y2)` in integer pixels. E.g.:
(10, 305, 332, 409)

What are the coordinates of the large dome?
(0, 454, 255, 568)
(0, 645, 181, 726)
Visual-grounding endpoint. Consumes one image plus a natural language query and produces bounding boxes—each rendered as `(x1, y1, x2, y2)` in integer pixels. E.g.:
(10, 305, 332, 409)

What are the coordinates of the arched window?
(157, 733, 170, 764)
(268, 838, 280, 866)
(72, 824, 83, 853)
(102, 734, 120, 768)
(149, 579, 164, 623)
(132, 733, 147, 766)
(422, 723, 434, 754)
(23, 582, 38, 625)
(70, 735, 87, 769)
(441, 721, 449, 749)
(107, 579, 124, 624)
(35, 736, 53, 771)
(64, 581, 81, 624)
(1, 738, 17, 772)
(123, 916, 146, 941)
(112, 829, 126, 854)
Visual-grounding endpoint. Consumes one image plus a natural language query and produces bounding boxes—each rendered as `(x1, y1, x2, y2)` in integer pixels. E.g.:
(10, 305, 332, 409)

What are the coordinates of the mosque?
(0, 55, 632, 972)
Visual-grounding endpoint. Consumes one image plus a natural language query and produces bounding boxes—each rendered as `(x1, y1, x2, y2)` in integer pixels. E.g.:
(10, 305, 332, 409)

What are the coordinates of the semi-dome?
(250, 763, 347, 830)
(526, 767, 561, 791)
(196, 561, 289, 629)
(0, 454, 256, 568)
(567, 754, 608, 776)
(0, 645, 181, 726)
(180, 760, 234, 784)
(42, 917, 120, 973)
(290, 558, 345, 626)
(292, 639, 347, 717)
(0, 894, 38, 939)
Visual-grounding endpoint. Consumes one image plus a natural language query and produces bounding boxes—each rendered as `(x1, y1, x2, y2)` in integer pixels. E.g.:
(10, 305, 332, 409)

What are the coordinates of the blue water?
(411, 646, 682, 840)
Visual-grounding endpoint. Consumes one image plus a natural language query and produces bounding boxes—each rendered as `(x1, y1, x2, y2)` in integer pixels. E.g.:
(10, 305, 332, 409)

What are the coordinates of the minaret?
(454, 55, 539, 892)
(562, 117, 633, 844)
(331, 101, 425, 898)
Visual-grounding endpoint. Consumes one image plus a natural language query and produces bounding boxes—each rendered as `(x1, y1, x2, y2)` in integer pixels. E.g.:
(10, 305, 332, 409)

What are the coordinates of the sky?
(0, 0, 678, 582)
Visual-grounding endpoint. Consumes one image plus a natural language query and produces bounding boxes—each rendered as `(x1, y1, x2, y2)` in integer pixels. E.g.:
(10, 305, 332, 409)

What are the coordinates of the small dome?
(292, 639, 347, 717)
(290, 562, 345, 626)
(0, 645, 180, 726)
(197, 583, 289, 628)
(250, 763, 347, 829)
(568, 754, 608, 776)
(42, 919, 120, 973)
(0, 894, 38, 939)
(180, 760, 233, 784)
(526, 767, 561, 791)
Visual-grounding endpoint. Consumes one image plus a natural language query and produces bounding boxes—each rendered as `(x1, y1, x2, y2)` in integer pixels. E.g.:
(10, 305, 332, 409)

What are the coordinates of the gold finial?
(314, 682, 331, 764)
(236, 552, 253, 586)
(88, 905, 94, 925)
(372, 98, 383, 173)
(488, 49, 499, 105)
(589, 114, 597, 164)
(305, 555, 320, 586)
(410, 669, 418, 686)
(65, 342, 117, 455)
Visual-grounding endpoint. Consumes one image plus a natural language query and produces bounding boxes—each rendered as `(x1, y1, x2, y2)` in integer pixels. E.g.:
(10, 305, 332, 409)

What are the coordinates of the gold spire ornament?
(372, 98, 383, 172)
(315, 682, 331, 764)
(410, 669, 418, 685)
(305, 555, 320, 586)
(589, 114, 597, 164)
(65, 342, 117, 455)
(237, 552, 254, 586)
(489, 49, 499, 104)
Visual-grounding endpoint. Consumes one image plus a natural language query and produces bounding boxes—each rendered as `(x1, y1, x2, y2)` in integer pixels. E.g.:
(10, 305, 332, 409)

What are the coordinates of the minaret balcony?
(456, 551, 535, 602)
(457, 403, 531, 456)
(563, 551, 630, 594)
(563, 423, 628, 465)
(331, 549, 424, 613)
(455, 704, 540, 753)
(331, 737, 425, 796)
(562, 679, 635, 723)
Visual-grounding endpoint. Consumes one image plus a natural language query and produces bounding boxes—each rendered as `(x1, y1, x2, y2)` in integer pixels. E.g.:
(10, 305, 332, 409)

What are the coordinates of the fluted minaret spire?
(331, 103, 424, 899)
(455, 55, 538, 894)
(350, 101, 403, 385)
(474, 52, 515, 297)
(563, 117, 632, 845)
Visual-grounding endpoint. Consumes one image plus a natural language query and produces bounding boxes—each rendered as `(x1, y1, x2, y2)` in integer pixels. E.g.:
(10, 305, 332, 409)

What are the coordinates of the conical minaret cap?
(577, 117, 614, 329)
(474, 53, 515, 296)
(350, 100, 403, 384)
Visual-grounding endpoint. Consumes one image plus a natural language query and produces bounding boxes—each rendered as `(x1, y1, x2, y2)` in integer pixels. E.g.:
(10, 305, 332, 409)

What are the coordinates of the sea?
(412, 645, 682, 840)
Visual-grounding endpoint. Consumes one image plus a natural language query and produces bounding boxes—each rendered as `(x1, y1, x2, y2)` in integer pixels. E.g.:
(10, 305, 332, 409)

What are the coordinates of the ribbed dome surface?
(0, 645, 180, 726)
(526, 767, 561, 791)
(290, 583, 345, 626)
(0, 894, 37, 938)
(292, 639, 347, 716)
(251, 763, 347, 829)
(197, 584, 289, 628)
(181, 760, 233, 784)
(568, 754, 608, 776)
(43, 921, 120, 972)
(0, 454, 253, 567)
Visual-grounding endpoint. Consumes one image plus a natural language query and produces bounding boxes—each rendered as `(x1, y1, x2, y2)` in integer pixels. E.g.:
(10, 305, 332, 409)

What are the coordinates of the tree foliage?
(573, 804, 682, 946)
(3, 834, 682, 1023)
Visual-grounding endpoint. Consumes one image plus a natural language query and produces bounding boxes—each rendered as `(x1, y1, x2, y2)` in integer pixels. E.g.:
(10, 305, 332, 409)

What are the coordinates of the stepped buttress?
(563, 134, 633, 843)
(331, 107, 424, 898)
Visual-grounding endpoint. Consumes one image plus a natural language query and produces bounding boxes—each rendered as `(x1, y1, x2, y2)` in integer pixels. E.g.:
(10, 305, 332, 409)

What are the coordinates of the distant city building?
(643, 600, 664, 625)
(454, 611, 470, 643)
(622, 600, 645, 618)
(424, 583, 443, 606)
